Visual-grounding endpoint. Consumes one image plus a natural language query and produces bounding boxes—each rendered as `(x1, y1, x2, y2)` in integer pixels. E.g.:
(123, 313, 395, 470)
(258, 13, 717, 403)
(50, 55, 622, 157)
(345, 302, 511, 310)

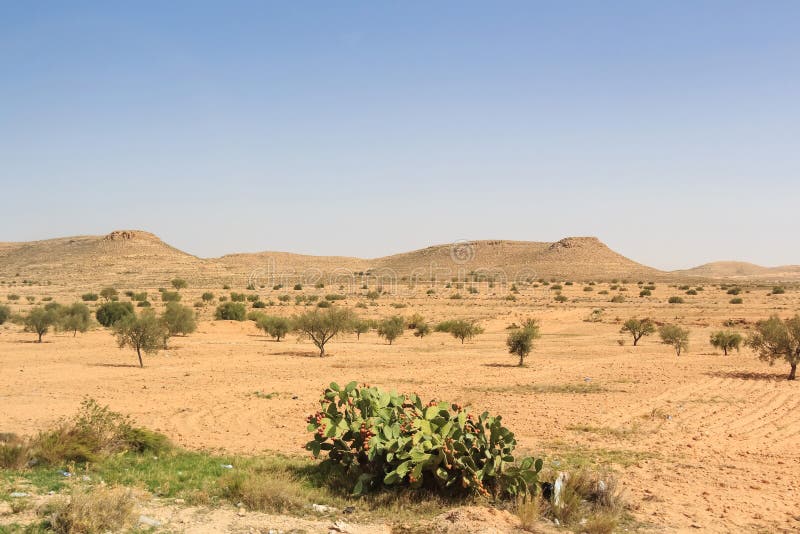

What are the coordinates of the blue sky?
(1, 1, 798, 269)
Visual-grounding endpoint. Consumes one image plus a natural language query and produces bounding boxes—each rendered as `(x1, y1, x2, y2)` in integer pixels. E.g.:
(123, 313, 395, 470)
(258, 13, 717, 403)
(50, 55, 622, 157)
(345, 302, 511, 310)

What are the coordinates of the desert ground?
(1, 276, 799, 533)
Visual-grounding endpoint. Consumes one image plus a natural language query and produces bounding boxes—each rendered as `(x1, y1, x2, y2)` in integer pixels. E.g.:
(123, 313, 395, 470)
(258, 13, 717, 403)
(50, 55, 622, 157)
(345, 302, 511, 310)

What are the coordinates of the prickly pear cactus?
(305, 381, 542, 497)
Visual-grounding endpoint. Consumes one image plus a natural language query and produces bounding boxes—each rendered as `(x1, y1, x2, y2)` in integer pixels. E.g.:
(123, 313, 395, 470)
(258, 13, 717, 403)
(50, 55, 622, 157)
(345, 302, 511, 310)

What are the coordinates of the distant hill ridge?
(0, 230, 797, 288)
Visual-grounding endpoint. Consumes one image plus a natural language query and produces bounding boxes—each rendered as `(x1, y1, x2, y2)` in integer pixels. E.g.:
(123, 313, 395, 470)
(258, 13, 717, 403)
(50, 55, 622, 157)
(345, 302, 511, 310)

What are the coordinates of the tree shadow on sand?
(87, 362, 141, 368)
(272, 350, 325, 358)
(705, 370, 789, 381)
(482, 363, 524, 368)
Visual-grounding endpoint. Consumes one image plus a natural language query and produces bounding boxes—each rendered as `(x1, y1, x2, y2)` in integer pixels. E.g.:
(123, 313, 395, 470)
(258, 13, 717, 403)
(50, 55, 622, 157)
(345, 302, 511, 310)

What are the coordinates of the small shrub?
(161, 291, 181, 302)
(201, 292, 215, 303)
(772, 286, 786, 295)
(230, 292, 246, 302)
(668, 296, 684, 304)
(639, 289, 651, 297)
(730, 297, 743, 305)
(609, 294, 625, 303)
(554, 294, 568, 303)
(96, 302, 135, 328)
(7, 293, 20, 301)
(215, 302, 247, 321)
(293, 283, 303, 291)
(81, 293, 99, 302)
(325, 294, 346, 301)
(727, 287, 741, 295)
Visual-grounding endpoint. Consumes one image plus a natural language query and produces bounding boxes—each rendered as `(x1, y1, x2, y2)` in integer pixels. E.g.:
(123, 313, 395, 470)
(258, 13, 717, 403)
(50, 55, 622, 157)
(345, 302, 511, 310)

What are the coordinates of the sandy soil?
(1, 283, 799, 532)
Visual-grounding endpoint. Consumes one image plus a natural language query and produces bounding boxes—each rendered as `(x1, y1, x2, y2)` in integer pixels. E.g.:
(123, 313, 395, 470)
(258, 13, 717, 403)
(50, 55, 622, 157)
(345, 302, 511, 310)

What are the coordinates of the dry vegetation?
(2, 232, 800, 533)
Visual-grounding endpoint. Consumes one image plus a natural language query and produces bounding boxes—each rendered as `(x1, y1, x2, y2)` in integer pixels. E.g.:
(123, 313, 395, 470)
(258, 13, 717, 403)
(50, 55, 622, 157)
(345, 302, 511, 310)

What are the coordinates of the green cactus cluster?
(305, 381, 542, 498)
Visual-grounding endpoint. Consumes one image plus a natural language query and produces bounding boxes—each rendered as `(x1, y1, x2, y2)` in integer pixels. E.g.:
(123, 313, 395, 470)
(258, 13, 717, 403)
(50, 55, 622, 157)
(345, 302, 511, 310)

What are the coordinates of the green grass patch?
(538, 441, 658, 470)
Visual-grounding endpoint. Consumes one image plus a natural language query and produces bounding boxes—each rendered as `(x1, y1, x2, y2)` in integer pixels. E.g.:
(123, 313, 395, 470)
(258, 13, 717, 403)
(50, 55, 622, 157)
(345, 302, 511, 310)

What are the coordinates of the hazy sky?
(1, 2, 798, 270)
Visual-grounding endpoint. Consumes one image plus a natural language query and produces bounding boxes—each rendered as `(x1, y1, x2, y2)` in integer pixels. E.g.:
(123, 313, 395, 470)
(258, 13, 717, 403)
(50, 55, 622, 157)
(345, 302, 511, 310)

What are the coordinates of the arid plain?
(1, 231, 799, 533)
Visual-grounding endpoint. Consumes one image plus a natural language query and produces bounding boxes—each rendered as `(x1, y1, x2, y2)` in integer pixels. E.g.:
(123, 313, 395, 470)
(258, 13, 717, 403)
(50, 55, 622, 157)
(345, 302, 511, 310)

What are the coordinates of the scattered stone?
(174, 498, 186, 504)
(342, 506, 356, 514)
(329, 520, 351, 533)
(139, 515, 162, 527)
(9, 492, 28, 498)
(238, 506, 247, 517)
(312, 503, 337, 513)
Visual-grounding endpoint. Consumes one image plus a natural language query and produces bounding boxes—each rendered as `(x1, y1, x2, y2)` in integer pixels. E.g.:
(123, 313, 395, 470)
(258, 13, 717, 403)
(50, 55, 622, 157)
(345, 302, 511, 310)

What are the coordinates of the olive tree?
(161, 302, 197, 338)
(620, 318, 655, 346)
(100, 287, 119, 302)
(506, 319, 541, 366)
(113, 311, 168, 367)
(23, 306, 59, 343)
(171, 278, 188, 291)
(659, 324, 690, 356)
(747, 314, 800, 380)
(353, 319, 371, 340)
(256, 315, 292, 341)
(449, 320, 484, 344)
(709, 330, 743, 356)
(377, 316, 405, 345)
(60, 302, 92, 336)
(292, 307, 356, 356)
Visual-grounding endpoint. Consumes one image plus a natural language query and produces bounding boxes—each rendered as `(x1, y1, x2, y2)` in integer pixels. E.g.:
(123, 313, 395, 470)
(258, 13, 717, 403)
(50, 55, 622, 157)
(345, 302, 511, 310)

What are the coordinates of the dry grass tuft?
(48, 486, 136, 534)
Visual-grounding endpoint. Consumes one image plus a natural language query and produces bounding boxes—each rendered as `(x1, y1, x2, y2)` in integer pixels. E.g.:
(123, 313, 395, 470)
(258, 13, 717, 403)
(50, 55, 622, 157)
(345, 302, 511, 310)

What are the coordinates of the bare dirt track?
(1, 282, 800, 532)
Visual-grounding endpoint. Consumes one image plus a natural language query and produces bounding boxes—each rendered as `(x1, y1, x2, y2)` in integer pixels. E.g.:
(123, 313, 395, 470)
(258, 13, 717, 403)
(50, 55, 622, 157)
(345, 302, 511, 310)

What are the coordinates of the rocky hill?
(1, 230, 797, 289)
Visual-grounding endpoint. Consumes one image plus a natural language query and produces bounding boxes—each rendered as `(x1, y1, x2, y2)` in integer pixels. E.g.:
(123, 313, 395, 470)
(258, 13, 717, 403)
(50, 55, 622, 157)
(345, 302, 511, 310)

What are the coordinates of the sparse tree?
(449, 320, 484, 344)
(620, 318, 656, 346)
(377, 316, 405, 345)
(0, 304, 10, 328)
(161, 302, 197, 338)
(256, 315, 292, 341)
(100, 287, 119, 302)
(506, 319, 541, 366)
(23, 306, 58, 342)
(59, 302, 92, 337)
(201, 292, 215, 304)
(292, 307, 356, 357)
(659, 324, 690, 356)
(414, 322, 431, 338)
(354, 319, 371, 340)
(171, 278, 188, 291)
(747, 314, 800, 380)
(709, 330, 743, 356)
(113, 311, 168, 367)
